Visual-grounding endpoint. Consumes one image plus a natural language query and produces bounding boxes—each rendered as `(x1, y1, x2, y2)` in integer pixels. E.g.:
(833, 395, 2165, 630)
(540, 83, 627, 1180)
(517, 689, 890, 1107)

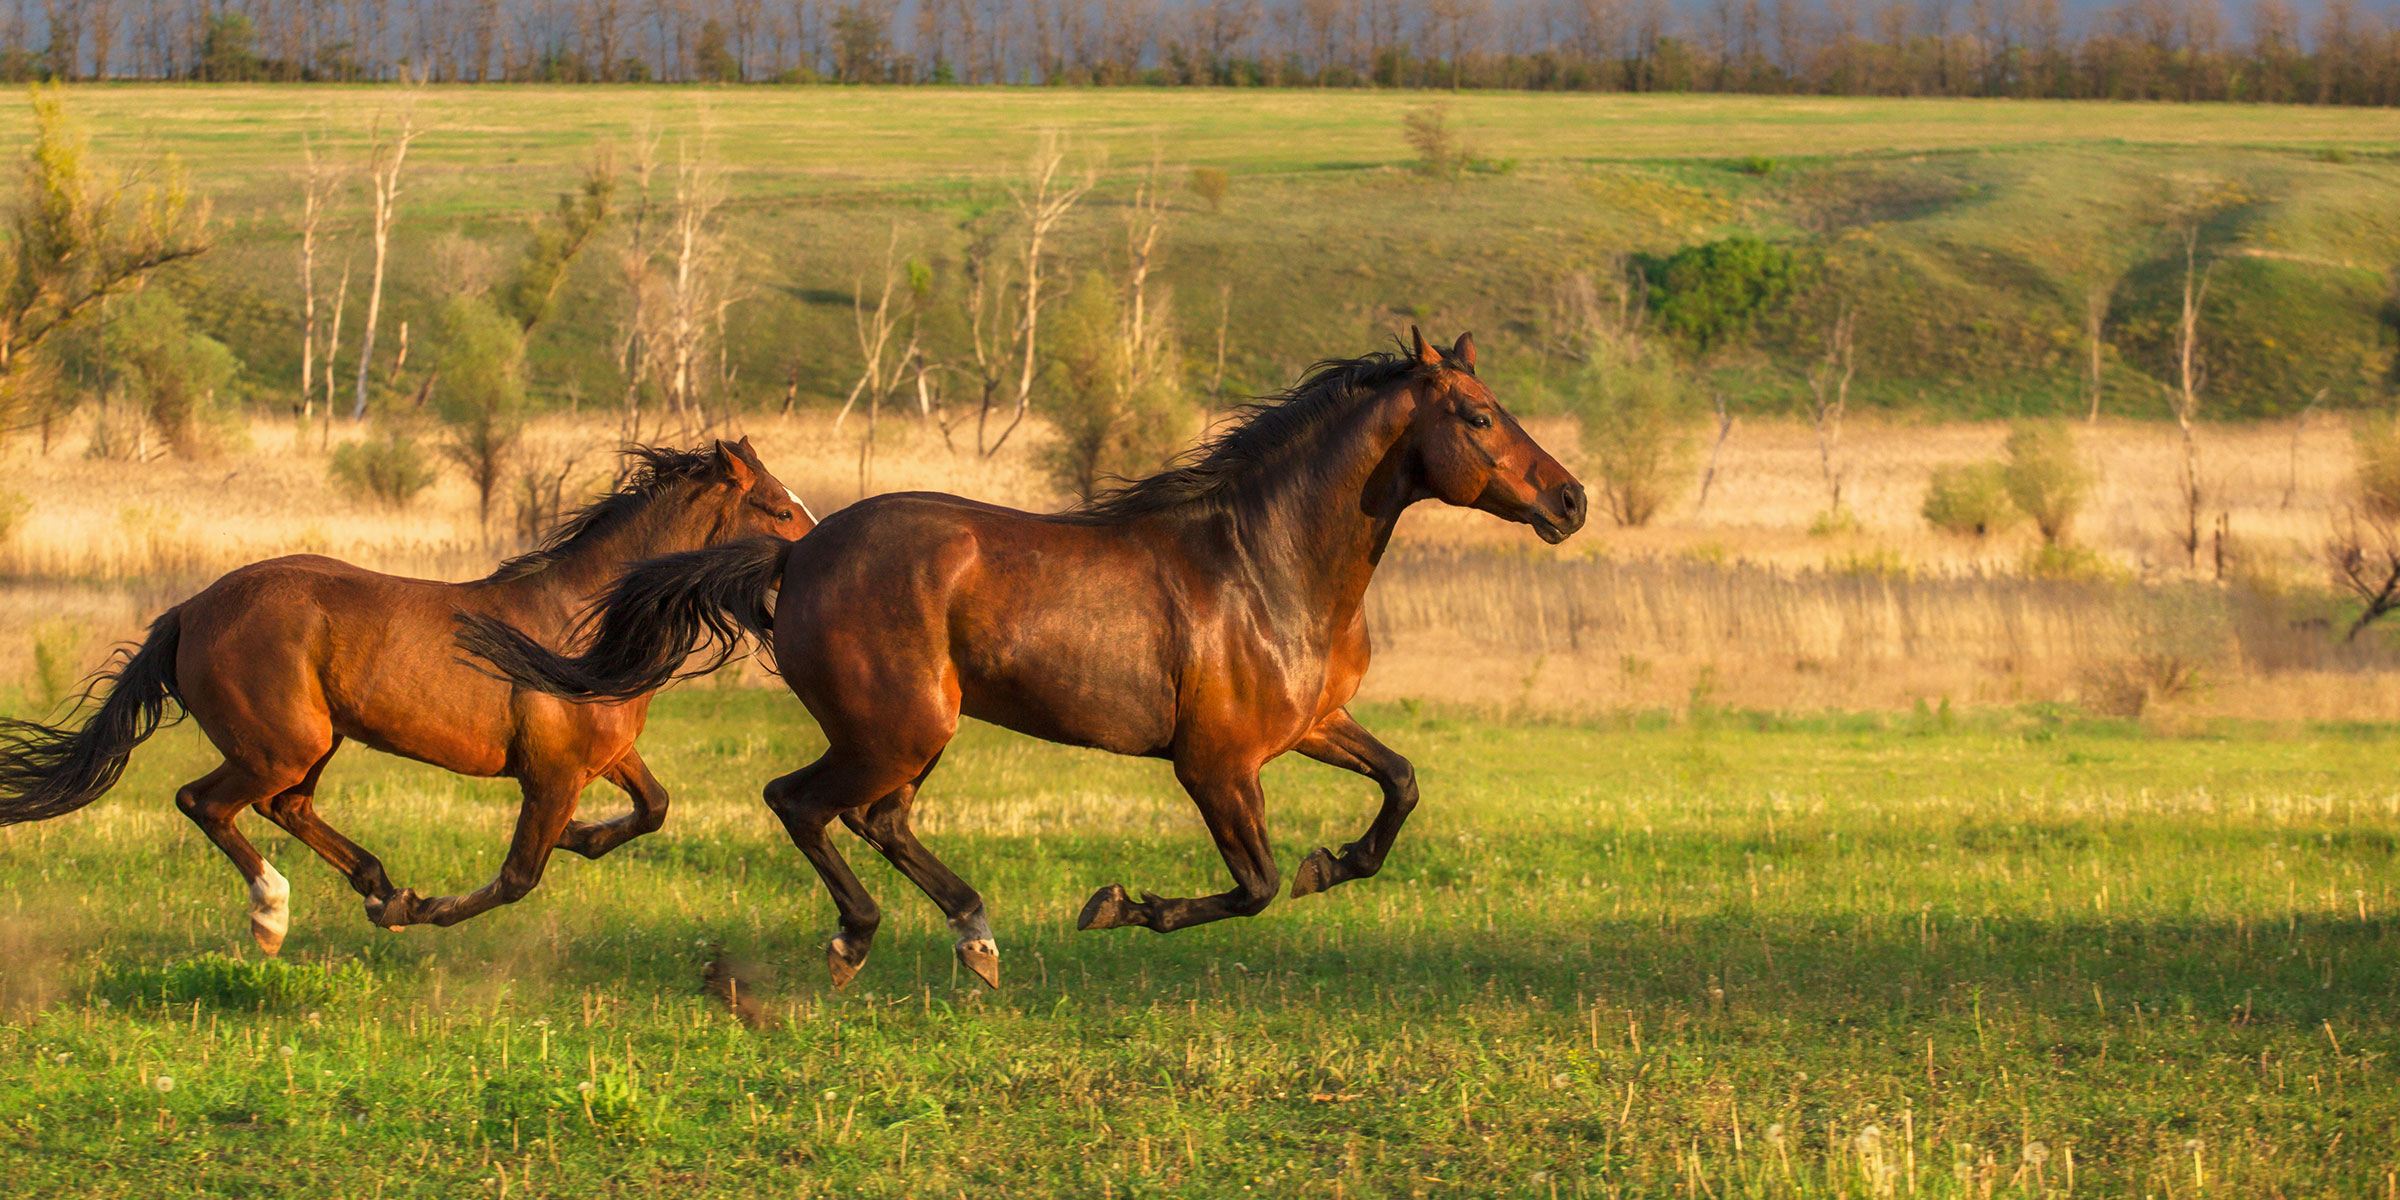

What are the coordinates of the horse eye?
(776, 509, 794, 522)
(1466, 412, 1493, 430)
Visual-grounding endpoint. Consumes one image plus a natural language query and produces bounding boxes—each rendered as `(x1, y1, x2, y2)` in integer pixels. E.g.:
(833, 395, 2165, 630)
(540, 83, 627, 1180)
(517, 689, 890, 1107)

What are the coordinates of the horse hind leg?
(840, 756, 1001, 989)
(553, 749, 669, 861)
(765, 749, 930, 989)
(253, 738, 409, 926)
(374, 767, 583, 929)
(175, 761, 311, 955)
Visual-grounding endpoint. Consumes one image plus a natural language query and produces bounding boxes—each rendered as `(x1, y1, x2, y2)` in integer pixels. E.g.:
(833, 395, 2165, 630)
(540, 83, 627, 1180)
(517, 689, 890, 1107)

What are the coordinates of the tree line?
(0, 0, 2396, 104)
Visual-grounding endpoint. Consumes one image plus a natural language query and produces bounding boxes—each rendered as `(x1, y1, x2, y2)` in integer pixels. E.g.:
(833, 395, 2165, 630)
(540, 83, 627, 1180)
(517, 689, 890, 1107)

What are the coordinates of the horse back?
(173, 555, 643, 778)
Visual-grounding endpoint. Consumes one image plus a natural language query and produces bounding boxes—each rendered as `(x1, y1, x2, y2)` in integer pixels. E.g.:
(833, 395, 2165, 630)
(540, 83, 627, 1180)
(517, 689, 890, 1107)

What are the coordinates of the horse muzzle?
(1530, 481, 1588, 544)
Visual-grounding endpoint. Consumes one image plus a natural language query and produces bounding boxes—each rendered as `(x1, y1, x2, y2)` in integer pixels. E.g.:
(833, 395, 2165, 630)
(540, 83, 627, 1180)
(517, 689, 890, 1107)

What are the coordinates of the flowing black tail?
(0, 609, 184, 826)
(457, 536, 792, 701)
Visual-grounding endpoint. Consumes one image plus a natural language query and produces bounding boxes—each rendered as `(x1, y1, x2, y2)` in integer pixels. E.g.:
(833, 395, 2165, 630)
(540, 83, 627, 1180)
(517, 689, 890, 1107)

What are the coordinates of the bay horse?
(461, 331, 1585, 989)
(0, 439, 812, 953)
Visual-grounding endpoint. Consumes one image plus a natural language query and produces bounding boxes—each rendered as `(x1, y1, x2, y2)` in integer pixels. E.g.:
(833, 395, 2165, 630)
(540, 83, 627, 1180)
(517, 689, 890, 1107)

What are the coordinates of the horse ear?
(1410, 325, 1439, 368)
(1451, 332, 1476, 374)
(712, 440, 756, 486)
(732, 434, 765, 467)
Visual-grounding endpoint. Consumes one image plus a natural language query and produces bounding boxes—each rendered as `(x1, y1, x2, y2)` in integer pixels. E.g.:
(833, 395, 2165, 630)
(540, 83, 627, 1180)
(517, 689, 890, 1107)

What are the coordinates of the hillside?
(13, 86, 2400, 424)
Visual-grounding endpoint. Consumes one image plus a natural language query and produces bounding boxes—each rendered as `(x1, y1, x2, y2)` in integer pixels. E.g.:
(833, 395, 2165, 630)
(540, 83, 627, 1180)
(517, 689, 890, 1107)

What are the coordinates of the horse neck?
(499, 487, 719, 611)
(1222, 388, 1417, 631)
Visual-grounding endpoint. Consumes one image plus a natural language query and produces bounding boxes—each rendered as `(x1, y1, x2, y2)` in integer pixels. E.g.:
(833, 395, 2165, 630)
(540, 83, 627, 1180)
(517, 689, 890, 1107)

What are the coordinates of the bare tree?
(2331, 507, 2400, 641)
(837, 224, 906, 433)
(296, 130, 342, 422)
(350, 89, 424, 421)
(2168, 221, 2214, 568)
(614, 125, 664, 441)
(645, 127, 738, 439)
(1805, 300, 1856, 512)
(2083, 278, 2110, 421)
(1693, 391, 1734, 510)
(975, 131, 1094, 456)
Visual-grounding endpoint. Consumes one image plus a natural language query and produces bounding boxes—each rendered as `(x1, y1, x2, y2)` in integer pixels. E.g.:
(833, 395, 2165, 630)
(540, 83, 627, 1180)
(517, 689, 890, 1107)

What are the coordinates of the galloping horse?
(462, 332, 1585, 989)
(0, 439, 811, 952)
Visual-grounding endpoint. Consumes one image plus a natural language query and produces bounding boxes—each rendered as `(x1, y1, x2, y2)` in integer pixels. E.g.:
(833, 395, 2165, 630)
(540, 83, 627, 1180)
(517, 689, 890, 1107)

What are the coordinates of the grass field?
(3, 691, 2397, 1196)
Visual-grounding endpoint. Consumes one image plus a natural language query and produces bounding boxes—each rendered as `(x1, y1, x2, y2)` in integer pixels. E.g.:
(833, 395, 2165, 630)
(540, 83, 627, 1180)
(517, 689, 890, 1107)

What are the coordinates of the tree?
(2000, 420, 2088, 544)
(295, 130, 342, 421)
(972, 131, 1093, 456)
(351, 91, 423, 421)
(1042, 163, 1192, 499)
(494, 145, 616, 336)
(0, 87, 209, 432)
(103, 289, 239, 459)
(431, 296, 526, 536)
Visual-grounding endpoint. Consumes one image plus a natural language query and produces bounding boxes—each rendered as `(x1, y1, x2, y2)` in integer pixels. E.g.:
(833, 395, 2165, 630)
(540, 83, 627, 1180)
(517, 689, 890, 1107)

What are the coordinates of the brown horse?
(462, 332, 1584, 989)
(0, 439, 811, 953)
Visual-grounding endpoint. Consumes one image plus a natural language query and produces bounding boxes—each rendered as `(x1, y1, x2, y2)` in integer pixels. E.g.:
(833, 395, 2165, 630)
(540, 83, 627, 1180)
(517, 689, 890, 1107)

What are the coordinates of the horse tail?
(0, 608, 184, 826)
(457, 536, 792, 702)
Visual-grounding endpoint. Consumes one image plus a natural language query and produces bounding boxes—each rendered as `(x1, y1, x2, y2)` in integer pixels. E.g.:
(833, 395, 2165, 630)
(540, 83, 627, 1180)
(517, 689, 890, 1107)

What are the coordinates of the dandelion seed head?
(576, 1080, 595, 1095)
(2024, 1141, 2050, 1166)
(1765, 1123, 1787, 1148)
(278, 1045, 296, 1058)
(53, 1052, 71, 1065)
(152, 1075, 174, 1093)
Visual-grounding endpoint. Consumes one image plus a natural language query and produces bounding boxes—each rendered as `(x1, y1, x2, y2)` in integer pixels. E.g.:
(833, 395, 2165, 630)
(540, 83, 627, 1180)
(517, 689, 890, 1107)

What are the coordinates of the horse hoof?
(367, 889, 420, 931)
(1078, 884, 1143, 931)
(250, 918, 287, 957)
(826, 934, 870, 990)
(956, 939, 1001, 989)
(1290, 847, 1341, 898)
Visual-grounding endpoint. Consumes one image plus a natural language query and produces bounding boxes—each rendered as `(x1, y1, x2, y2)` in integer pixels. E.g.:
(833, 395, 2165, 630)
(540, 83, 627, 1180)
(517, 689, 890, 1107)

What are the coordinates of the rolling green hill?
(28, 86, 2400, 422)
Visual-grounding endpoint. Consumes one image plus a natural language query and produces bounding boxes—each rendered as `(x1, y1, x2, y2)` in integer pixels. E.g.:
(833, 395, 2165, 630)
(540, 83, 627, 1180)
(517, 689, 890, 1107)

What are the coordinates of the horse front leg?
(1287, 708, 1420, 898)
(554, 748, 669, 860)
(1079, 765, 1280, 934)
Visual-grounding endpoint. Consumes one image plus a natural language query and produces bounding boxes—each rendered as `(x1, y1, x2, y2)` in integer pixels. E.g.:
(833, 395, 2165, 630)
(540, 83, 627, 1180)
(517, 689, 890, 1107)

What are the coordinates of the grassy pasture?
(2, 691, 2396, 1196)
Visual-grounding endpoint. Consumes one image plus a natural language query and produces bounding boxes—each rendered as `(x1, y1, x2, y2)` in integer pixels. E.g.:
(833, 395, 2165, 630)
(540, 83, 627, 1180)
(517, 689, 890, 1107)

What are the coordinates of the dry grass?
(1, 409, 2391, 720)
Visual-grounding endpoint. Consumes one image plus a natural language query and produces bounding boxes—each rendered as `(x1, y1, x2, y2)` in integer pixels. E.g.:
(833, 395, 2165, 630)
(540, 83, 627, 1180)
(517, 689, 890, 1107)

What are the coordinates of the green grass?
(11, 86, 2399, 423)
(3, 690, 2397, 1195)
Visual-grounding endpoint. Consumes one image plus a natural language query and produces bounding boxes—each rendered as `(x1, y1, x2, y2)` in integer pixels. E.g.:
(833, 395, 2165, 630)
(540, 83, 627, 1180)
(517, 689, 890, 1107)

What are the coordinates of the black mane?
(1070, 349, 1428, 522)
(486, 445, 723, 582)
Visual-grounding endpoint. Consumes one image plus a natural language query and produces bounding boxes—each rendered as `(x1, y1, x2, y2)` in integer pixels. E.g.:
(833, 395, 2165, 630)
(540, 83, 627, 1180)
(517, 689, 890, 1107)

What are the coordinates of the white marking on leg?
(249, 862, 291, 953)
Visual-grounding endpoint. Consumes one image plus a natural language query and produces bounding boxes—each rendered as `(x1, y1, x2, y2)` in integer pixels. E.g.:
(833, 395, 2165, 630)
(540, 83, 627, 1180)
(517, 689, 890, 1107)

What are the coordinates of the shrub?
(1572, 340, 1694, 528)
(1403, 105, 1466, 180)
(331, 429, 438, 507)
(2002, 421, 2087, 544)
(1639, 236, 1802, 353)
(1187, 166, 1229, 213)
(1738, 155, 1777, 176)
(1921, 462, 2016, 537)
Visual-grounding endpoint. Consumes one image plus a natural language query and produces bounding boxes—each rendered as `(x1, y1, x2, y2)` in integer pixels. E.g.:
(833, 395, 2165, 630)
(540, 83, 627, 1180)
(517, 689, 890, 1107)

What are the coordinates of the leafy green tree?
(1572, 337, 1696, 527)
(2002, 421, 2089, 545)
(494, 150, 615, 336)
(195, 14, 265, 82)
(0, 87, 209, 431)
(1042, 272, 1193, 500)
(431, 297, 526, 533)
(107, 290, 238, 457)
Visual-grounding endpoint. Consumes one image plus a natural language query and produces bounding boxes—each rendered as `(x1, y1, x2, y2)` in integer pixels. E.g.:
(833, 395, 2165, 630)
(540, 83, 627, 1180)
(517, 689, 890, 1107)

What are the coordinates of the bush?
(331, 429, 438, 507)
(1572, 340, 1693, 528)
(1403, 105, 1467, 180)
(1737, 155, 1777, 176)
(1187, 166, 1229, 213)
(1921, 462, 2016, 537)
(1639, 236, 1802, 353)
(2002, 421, 2087, 544)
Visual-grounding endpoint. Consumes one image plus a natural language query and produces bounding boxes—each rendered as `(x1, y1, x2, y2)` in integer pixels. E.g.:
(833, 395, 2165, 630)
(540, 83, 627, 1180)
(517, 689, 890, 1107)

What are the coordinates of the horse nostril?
(1560, 483, 1587, 523)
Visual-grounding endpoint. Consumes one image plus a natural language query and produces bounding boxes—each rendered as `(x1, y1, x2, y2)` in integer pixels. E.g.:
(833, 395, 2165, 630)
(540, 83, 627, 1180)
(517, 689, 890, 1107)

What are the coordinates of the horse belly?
(956, 618, 1176, 757)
